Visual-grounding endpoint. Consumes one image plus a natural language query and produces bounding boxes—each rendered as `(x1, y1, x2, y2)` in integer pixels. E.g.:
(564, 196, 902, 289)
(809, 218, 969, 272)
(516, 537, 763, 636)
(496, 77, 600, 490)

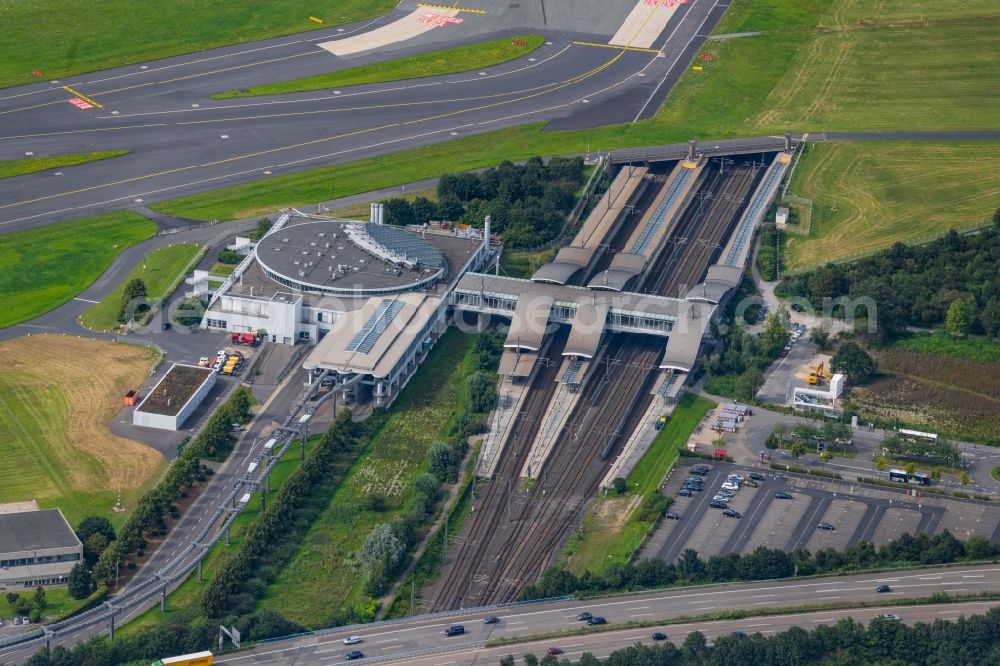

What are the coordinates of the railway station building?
(202, 213, 492, 407)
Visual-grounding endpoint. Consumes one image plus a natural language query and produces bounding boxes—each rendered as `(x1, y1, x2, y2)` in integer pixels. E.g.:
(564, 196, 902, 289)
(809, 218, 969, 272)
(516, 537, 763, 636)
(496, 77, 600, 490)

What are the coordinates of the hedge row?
(94, 386, 252, 580)
(200, 413, 358, 618)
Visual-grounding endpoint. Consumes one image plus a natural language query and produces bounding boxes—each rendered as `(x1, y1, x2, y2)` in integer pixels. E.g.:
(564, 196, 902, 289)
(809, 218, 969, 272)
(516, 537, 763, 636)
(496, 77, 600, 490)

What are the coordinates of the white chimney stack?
(378, 203, 385, 225)
(484, 214, 492, 241)
(370, 203, 378, 224)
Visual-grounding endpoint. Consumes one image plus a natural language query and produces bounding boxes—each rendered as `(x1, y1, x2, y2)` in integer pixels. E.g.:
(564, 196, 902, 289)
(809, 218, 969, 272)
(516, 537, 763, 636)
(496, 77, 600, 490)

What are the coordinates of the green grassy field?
(563, 394, 715, 575)
(0, 0, 395, 89)
(0, 151, 129, 179)
(783, 142, 1000, 269)
(891, 332, 1000, 365)
(0, 586, 95, 622)
(258, 330, 475, 627)
(0, 212, 157, 329)
(148, 0, 1000, 224)
(80, 242, 203, 331)
(215, 35, 545, 98)
(0, 336, 164, 529)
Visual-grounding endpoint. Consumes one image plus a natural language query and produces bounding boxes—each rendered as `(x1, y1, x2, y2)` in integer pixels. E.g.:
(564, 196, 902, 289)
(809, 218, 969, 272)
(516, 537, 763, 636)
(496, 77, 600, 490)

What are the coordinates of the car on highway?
(665, 511, 680, 520)
(818, 522, 836, 531)
(346, 650, 364, 660)
(749, 472, 764, 481)
(877, 585, 892, 593)
(484, 615, 500, 624)
(774, 492, 793, 500)
(587, 616, 607, 626)
(882, 613, 901, 621)
(342, 636, 362, 645)
(576, 612, 593, 621)
(690, 465, 710, 476)
(547, 647, 564, 655)
(444, 625, 465, 636)
(652, 632, 668, 641)
(722, 508, 742, 518)
(709, 500, 728, 509)
(677, 488, 693, 497)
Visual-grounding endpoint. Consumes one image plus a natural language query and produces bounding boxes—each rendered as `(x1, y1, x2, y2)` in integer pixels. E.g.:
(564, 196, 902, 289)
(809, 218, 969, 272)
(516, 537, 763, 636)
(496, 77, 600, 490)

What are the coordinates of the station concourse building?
(201, 213, 492, 407)
(0, 502, 83, 590)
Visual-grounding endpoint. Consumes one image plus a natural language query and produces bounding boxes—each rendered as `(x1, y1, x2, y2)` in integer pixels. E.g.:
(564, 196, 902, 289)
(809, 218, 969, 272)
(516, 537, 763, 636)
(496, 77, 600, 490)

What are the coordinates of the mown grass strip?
(0, 151, 130, 179)
(79, 243, 204, 331)
(0, 211, 157, 329)
(0, 0, 396, 89)
(214, 35, 545, 98)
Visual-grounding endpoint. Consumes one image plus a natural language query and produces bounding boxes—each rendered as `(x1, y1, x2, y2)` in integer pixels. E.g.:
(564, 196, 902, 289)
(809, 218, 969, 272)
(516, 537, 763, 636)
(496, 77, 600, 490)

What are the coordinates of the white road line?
(73, 297, 100, 303)
(747, 623, 771, 627)
(752, 594, 775, 598)
(631, 612, 654, 617)
(818, 596, 840, 600)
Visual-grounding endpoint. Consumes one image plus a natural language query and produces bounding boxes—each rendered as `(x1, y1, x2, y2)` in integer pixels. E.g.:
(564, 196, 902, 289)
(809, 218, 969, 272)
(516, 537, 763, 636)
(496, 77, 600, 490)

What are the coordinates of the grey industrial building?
(0, 503, 83, 590)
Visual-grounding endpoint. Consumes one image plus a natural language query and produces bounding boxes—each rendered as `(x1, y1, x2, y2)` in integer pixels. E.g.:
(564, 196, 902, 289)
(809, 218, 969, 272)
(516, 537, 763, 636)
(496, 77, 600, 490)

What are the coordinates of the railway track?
(429, 155, 774, 609)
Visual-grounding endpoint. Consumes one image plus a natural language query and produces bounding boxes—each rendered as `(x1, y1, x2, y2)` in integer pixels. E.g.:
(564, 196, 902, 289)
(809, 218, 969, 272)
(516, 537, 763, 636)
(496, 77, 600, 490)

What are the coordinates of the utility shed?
(133, 363, 217, 431)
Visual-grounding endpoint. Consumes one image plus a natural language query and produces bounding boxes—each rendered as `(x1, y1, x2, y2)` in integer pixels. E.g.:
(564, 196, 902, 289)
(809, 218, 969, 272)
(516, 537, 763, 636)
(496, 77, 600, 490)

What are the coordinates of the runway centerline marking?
(573, 41, 661, 54)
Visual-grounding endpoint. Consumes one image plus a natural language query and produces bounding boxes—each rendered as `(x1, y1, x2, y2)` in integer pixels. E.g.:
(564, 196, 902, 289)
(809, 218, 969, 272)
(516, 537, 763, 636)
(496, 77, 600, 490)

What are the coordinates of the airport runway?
(0, 0, 730, 231)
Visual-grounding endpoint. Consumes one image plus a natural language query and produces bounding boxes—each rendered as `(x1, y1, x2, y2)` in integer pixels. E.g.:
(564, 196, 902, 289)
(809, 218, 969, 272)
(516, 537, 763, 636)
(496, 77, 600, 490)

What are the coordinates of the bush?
(217, 249, 243, 264)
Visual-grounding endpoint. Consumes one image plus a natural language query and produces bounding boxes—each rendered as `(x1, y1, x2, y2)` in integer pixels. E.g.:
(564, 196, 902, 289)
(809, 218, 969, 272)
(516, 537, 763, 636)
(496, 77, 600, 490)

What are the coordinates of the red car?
(547, 647, 564, 655)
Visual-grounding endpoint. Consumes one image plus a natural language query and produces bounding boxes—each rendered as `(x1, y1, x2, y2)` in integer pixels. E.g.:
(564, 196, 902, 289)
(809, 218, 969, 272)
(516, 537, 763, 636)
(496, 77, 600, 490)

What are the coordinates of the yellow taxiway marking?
(62, 86, 103, 108)
(572, 41, 661, 54)
(417, 3, 487, 13)
(1, 50, 627, 212)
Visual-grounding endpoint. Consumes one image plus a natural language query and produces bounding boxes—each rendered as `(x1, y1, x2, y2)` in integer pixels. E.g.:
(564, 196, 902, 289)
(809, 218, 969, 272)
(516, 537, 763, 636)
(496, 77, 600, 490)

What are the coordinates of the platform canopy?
(685, 264, 744, 304)
(660, 303, 713, 372)
(587, 252, 647, 291)
(503, 295, 554, 352)
(564, 302, 610, 358)
(531, 246, 597, 284)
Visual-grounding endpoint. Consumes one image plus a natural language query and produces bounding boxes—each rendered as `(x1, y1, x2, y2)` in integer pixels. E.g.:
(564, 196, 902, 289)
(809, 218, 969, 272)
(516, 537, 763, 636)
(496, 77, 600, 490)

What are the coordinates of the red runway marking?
(68, 97, 94, 109)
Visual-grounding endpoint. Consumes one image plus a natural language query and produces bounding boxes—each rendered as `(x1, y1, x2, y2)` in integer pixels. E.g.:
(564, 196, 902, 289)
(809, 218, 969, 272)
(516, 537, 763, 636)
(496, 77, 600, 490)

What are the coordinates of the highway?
(208, 565, 1000, 665)
(0, 0, 731, 231)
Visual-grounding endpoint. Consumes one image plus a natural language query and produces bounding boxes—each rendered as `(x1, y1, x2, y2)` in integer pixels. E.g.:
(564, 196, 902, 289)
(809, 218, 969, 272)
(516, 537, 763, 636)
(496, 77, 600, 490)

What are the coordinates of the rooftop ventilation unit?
(318, 232, 326, 237)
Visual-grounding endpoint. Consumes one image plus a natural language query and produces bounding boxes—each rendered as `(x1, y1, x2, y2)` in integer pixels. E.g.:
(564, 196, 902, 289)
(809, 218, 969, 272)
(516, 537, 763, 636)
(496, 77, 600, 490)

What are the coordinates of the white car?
(343, 636, 363, 645)
(727, 474, 744, 483)
(721, 482, 740, 492)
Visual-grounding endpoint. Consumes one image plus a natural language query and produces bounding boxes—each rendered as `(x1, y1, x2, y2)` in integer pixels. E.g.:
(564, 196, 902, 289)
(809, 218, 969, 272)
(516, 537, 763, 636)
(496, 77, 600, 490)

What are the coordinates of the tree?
(523, 654, 539, 666)
(736, 367, 764, 401)
(760, 313, 788, 357)
(5, 592, 18, 605)
(67, 562, 93, 600)
(809, 322, 831, 348)
(499, 657, 515, 666)
(33, 586, 46, 609)
(76, 516, 116, 545)
(410, 196, 437, 225)
(831, 341, 876, 384)
(466, 372, 498, 413)
(789, 440, 807, 458)
(83, 532, 109, 566)
(118, 278, 148, 323)
(360, 524, 405, 574)
(960, 470, 971, 487)
(428, 441, 454, 481)
(677, 548, 706, 581)
(875, 456, 888, 478)
(414, 473, 440, 501)
(612, 477, 627, 495)
(380, 197, 415, 226)
(946, 298, 974, 337)
(173, 296, 207, 327)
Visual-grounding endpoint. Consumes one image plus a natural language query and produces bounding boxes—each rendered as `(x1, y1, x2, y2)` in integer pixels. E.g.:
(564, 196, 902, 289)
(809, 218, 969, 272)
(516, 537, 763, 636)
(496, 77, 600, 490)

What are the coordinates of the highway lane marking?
(572, 40, 661, 53)
(818, 596, 841, 600)
(626, 605, 651, 609)
(964, 575, 985, 578)
(752, 594, 775, 598)
(62, 85, 102, 108)
(747, 623, 771, 627)
(0, 48, 626, 213)
(630, 612, 654, 617)
(73, 297, 99, 304)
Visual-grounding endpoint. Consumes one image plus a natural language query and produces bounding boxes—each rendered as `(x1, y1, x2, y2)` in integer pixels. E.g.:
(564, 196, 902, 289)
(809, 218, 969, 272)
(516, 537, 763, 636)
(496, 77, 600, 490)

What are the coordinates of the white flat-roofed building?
(0, 503, 83, 589)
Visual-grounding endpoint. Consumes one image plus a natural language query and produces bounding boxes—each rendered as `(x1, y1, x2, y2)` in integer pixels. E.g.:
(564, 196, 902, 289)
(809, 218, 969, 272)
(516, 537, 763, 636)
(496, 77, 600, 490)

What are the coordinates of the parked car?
(721, 482, 739, 492)
(749, 472, 764, 481)
(345, 650, 364, 660)
(877, 585, 892, 593)
(576, 612, 593, 622)
(774, 492, 793, 500)
(690, 465, 710, 476)
(444, 625, 465, 636)
(677, 488, 693, 497)
(744, 479, 759, 488)
(652, 632, 668, 641)
(547, 647, 564, 655)
(818, 522, 836, 531)
(483, 615, 500, 624)
(342, 636, 362, 645)
(665, 511, 680, 520)
(722, 508, 742, 518)
(587, 616, 607, 626)
(779, 349, 789, 358)
(727, 473, 744, 482)
(709, 500, 728, 509)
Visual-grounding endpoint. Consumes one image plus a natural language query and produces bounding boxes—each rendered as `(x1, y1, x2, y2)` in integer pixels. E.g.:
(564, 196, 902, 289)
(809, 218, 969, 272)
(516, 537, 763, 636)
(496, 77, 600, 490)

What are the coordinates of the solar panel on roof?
(346, 300, 406, 354)
(366, 224, 445, 268)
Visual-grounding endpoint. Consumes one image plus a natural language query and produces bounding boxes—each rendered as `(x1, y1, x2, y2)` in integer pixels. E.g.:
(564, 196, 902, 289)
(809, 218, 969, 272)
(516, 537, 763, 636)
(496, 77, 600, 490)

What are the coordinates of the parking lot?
(642, 462, 1000, 562)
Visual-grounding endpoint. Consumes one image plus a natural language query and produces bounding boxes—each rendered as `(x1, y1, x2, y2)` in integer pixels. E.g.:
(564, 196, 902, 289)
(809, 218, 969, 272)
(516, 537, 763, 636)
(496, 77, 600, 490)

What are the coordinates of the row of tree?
(520, 530, 992, 601)
(201, 412, 359, 618)
(501, 607, 1000, 666)
(702, 299, 789, 402)
(93, 387, 252, 583)
(380, 157, 587, 248)
(776, 213, 1000, 341)
(881, 432, 960, 465)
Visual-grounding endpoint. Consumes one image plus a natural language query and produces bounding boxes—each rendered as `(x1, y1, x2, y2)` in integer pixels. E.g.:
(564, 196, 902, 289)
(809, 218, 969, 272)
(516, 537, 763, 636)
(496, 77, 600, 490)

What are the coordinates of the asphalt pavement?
(202, 564, 1000, 665)
(0, 0, 727, 231)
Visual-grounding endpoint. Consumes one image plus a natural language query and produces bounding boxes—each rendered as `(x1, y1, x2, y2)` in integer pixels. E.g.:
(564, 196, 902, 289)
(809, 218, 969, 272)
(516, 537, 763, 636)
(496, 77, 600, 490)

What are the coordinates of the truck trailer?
(151, 651, 213, 666)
